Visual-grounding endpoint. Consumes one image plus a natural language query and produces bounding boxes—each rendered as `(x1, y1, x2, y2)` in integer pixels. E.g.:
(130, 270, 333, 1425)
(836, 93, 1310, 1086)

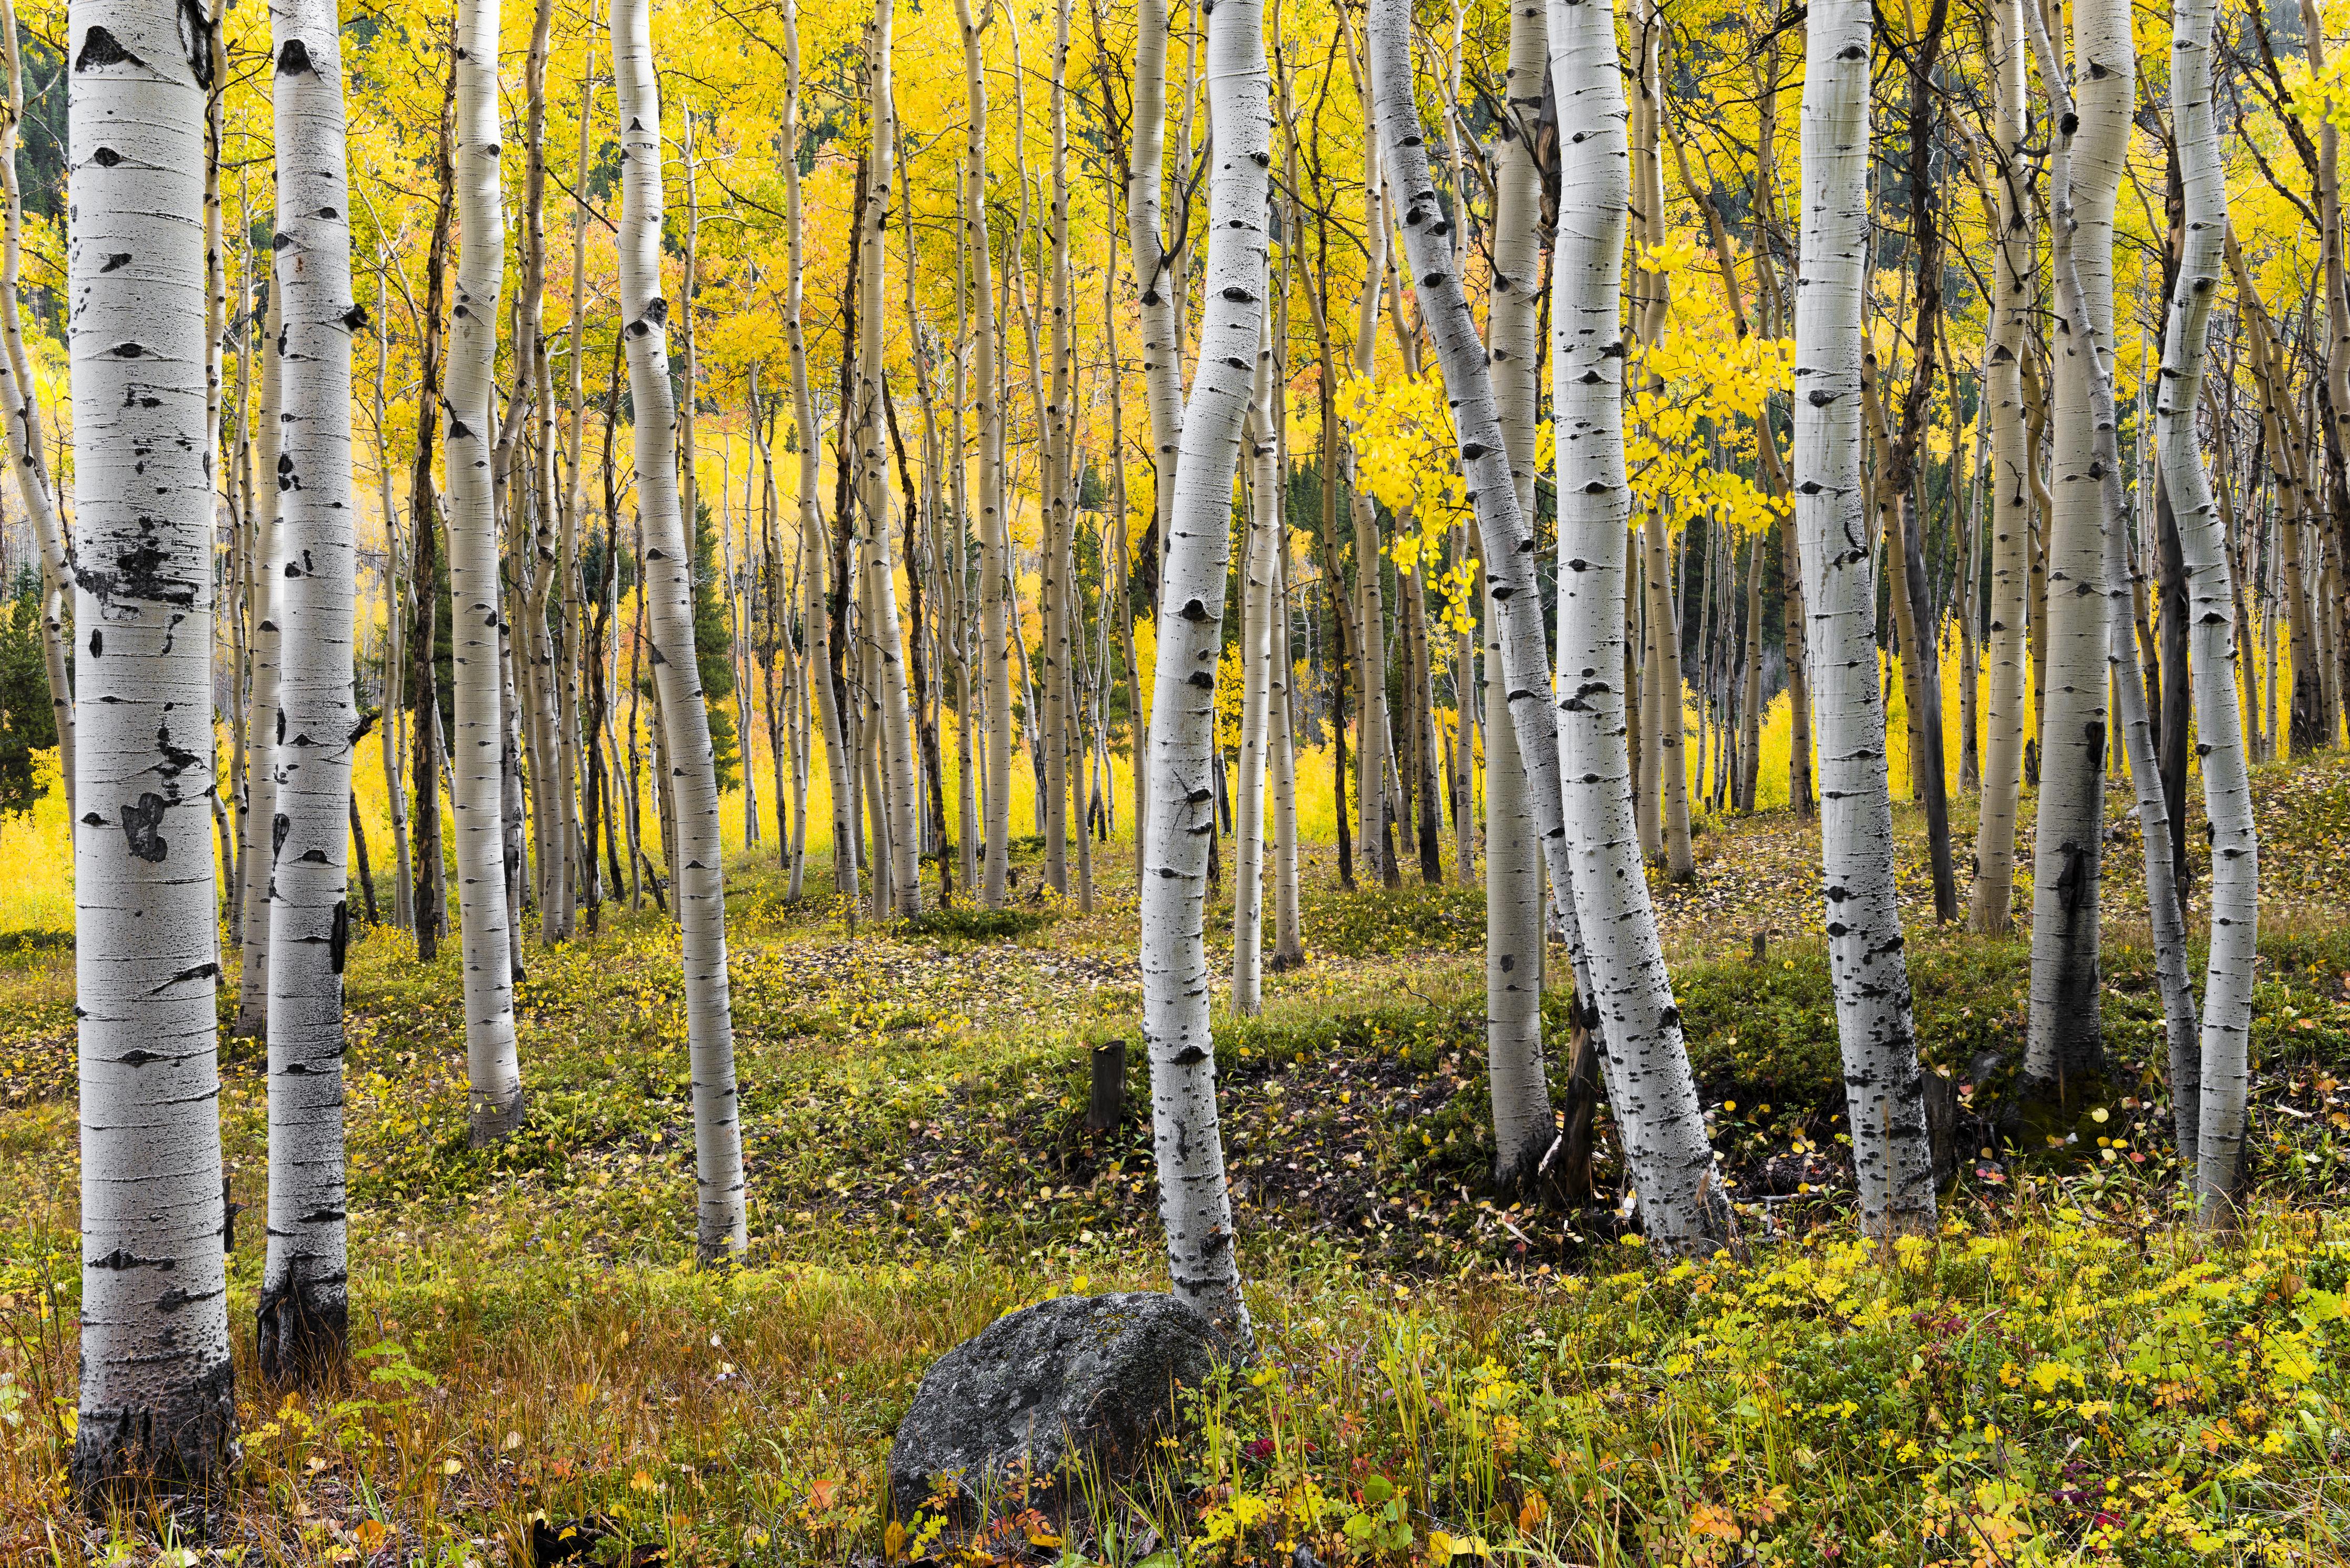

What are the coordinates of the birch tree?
(2158, 0, 2259, 1218)
(448, 0, 524, 1144)
(1232, 316, 1277, 1017)
(1542, 0, 1730, 1243)
(1788, 0, 1935, 1233)
(1969, 0, 2032, 936)
(0, 0, 73, 824)
(613, 0, 747, 1260)
(957, 0, 1012, 909)
(67, 0, 235, 1493)
(258, 0, 357, 1385)
(1486, 0, 1549, 1188)
(2021, 0, 2127, 1104)
(1138, 0, 1267, 1341)
(856, 0, 921, 916)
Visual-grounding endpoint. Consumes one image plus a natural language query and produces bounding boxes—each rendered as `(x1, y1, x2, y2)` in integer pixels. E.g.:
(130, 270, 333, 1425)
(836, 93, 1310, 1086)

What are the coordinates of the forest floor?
(2, 754, 2350, 1565)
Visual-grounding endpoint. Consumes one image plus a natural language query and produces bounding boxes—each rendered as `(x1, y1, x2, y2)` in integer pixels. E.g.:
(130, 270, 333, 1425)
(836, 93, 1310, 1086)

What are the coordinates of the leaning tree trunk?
(449, 0, 524, 1144)
(1485, 0, 1550, 1187)
(2159, 0, 2258, 1221)
(2021, 0, 2127, 1106)
(1139, 0, 1268, 1342)
(1788, 0, 1936, 1234)
(257, 0, 357, 1387)
(1970, 0, 2033, 935)
(1540, 0, 1732, 1246)
(67, 0, 236, 1496)
(613, 0, 746, 1262)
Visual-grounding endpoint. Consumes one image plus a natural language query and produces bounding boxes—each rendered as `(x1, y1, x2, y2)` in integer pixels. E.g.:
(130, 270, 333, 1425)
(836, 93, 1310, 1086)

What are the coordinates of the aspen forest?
(9, 0, 2350, 1554)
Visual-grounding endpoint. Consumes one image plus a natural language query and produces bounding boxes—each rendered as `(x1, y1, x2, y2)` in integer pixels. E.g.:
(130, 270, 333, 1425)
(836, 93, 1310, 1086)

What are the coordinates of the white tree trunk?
(1543, 0, 1730, 1244)
(233, 284, 284, 1042)
(1139, 0, 1267, 1340)
(1344, 60, 1393, 888)
(1970, 0, 2032, 935)
(1487, 0, 1550, 1187)
(449, 0, 523, 1144)
(777, 0, 851, 905)
(68, 0, 235, 1491)
(956, 0, 1012, 910)
(2021, 0, 2127, 1101)
(612, 0, 746, 1261)
(1232, 320, 1277, 1016)
(856, 0, 921, 916)
(1789, 0, 1936, 1232)
(2158, 0, 2257, 1218)
(258, 0, 356, 1385)
(0, 0, 73, 824)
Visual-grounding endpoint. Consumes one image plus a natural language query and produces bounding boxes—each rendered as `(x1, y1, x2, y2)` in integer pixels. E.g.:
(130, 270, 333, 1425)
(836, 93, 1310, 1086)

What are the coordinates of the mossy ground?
(1, 755, 2348, 1564)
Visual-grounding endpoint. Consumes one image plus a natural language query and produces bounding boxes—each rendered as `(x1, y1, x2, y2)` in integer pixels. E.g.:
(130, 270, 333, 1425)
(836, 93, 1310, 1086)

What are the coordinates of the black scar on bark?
(122, 792, 169, 862)
(330, 902, 349, 973)
(277, 37, 312, 75)
(100, 253, 130, 273)
(76, 26, 143, 71)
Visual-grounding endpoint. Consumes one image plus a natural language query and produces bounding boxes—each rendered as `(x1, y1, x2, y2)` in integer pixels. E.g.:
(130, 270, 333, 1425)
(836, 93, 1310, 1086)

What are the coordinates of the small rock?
(889, 1292, 1226, 1520)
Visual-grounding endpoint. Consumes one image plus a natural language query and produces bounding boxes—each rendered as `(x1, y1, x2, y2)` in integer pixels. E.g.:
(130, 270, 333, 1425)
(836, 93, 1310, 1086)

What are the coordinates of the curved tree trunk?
(1542, 0, 1730, 1246)
(67, 0, 236, 1496)
(612, 0, 747, 1261)
(1789, 0, 1935, 1234)
(1138, 0, 1267, 1342)
(449, 0, 523, 1144)
(2161, 0, 2258, 1221)
(257, 0, 357, 1388)
(1970, 0, 2033, 935)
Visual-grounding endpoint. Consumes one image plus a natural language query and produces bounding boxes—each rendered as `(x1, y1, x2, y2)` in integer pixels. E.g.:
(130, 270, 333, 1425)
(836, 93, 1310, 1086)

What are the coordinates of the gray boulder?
(889, 1292, 1226, 1521)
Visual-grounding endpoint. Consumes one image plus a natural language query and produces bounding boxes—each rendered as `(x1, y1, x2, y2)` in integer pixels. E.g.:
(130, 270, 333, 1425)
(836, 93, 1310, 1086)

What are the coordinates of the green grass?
(1, 759, 2348, 1564)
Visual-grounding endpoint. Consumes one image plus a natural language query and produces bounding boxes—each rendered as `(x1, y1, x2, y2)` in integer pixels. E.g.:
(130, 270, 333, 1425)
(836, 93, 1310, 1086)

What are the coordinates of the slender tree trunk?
(2161, 0, 2258, 1221)
(233, 284, 284, 1041)
(67, 0, 236, 1495)
(2020, 0, 2125, 1103)
(1540, 0, 1731, 1247)
(1789, 0, 1936, 1234)
(1232, 320, 1277, 1016)
(1485, 0, 1549, 1188)
(449, 0, 524, 1143)
(611, 0, 746, 1258)
(258, 0, 355, 1385)
(1627, 2, 1694, 880)
(1139, 0, 1269, 1340)
(852, 0, 921, 915)
(1972, 8, 2032, 933)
